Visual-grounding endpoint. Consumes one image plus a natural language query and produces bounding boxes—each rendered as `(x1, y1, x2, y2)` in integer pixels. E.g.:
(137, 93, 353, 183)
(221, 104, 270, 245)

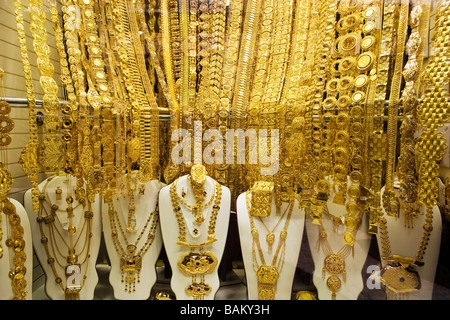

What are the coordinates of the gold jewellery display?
(7, 0, 450, 301)
(170, 166, 222, 300)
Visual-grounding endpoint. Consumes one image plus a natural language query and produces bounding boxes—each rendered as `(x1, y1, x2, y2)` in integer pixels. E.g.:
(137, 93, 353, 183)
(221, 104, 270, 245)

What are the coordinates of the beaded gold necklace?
(170, 177, 222, 300)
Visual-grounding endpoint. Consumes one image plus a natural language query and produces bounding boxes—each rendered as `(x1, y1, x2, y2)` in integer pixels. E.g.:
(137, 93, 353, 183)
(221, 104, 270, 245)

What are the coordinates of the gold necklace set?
(36, 176, 93, 300)
(246, 190, 295, 300)
(170, 166, 222, 300)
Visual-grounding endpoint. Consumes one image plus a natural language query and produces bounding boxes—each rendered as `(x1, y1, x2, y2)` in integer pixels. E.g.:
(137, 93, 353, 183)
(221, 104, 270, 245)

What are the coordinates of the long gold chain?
(382, 0, 410, 218)
(14, 0, 40, 212)
(246, 191, 294, 300)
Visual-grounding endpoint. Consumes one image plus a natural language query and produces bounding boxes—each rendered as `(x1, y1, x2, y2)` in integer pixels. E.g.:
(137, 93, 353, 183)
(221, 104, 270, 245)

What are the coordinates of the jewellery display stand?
(236, 191, 305, 300)
(377, 183, 441, 300)
(159, 175, 231, 300)
(102, 179, 163, 300)
(0, 198, 32, 300)
(305, 177, 372, 300)
(24, 175, 102, 300)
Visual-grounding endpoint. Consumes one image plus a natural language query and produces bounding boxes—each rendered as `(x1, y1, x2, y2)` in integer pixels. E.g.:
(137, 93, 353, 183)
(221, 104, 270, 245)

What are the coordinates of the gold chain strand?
(382, 0, 409, 218)
(280, 0, 311, 196)
(228, 0, 263, 201)
(125, 0, 160, 182)
(215, 0, 243, 189)
(246, 0, 274, 185)
(398, 0, 431, 227)
(367, 0, 396, 234)
(416, 0, 450, 215)
(0, 68, 26, 300)
(48, 0, 78, 176)
(305, 0, 338, 224)
(29, 0, 64, 174)
(3, 200, 27, 300)
(14, 0, 40, 212)
(60, 0, 90, 206)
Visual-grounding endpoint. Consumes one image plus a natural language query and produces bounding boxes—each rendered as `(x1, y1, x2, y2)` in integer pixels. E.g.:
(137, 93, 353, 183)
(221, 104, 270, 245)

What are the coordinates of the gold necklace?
(37, 177, 93, 300)
(382, 0, 410, 218)
(246, 191, 294, 300)
(316, 204, 363, 300)
(14, 0, 40, 212)
(170, 177, 222, 300)
(106, 196, 159, 294)
(256, 199, 290, 254)
(173, 178, 216, 226)
(398, 0, 430, 228)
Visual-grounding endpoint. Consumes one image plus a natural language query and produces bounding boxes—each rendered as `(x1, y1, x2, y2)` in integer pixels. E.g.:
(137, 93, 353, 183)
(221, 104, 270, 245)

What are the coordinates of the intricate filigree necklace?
(170, 177, 222, 300)
(246, 191, 294, 300)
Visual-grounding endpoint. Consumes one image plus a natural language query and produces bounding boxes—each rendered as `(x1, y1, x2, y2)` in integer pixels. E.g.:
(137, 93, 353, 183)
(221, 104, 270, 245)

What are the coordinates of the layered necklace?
(246, 191, 294, 300)
(170, 174, 222, 300)
(0, 68, 27, 300)
(316, 204, 363, 300)
(106, 189, 159, 294)
(37, 176, 93, 300)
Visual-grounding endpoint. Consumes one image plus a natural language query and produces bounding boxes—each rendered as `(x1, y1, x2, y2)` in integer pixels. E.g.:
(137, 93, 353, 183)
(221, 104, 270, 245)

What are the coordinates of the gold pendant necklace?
(246, 191, 294, 300)
(106, 195, 159, 294)
(317, 204, 363, 300)
(170, 177, 222, 300)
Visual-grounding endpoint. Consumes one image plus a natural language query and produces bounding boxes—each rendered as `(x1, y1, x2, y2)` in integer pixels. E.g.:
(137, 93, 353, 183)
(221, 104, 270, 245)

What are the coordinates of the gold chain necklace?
(246, 191, 294, 300)
(106, 196, 159, 294)
(170, 177, 222, 300)
(14, 0, 40, 212)
(317, 204, 363, 300)
(37, 177, 93, 300)
(382, 0, 410, 218)
(398, 0, 430, 228)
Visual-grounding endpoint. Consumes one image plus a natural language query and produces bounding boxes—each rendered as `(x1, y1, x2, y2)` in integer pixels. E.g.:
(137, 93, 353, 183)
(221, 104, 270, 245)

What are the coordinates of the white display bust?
(159, 174, 230, 300)
(376, 183, 441, 300)
(305, 177, 372, 300)
(0, 198, 32, 300)
(24, 175, 102, 300)
(236, 190, 305, 300)
(101, 178, 163, 300)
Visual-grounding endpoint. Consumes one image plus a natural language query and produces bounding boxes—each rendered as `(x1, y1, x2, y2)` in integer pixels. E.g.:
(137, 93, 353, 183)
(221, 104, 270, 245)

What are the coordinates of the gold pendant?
(322, 254, 346, 299)
(120, 245, 143, 293)
(256, 265, 279, 300)
(380, 264, 421, 299)
(178, 251, 218, 276)
(185, 281, 212, 300)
